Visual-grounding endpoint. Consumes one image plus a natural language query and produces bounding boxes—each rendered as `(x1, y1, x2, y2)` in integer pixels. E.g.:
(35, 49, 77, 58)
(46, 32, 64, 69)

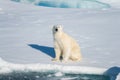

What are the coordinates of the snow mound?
(0, 58, 106, 75)
(11, 0, 111, 9)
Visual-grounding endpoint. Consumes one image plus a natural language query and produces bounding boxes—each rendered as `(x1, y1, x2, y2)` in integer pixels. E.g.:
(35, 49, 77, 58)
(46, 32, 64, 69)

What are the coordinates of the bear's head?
(52, 25, 63, 34)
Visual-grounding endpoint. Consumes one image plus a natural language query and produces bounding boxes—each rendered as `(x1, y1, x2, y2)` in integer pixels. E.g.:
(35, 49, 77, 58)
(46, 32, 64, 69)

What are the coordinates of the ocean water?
(0, 71, 110, 80)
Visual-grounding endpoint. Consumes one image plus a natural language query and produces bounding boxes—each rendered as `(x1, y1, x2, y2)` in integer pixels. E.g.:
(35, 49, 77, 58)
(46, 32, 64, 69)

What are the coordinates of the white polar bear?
(52, 25, 82, 62)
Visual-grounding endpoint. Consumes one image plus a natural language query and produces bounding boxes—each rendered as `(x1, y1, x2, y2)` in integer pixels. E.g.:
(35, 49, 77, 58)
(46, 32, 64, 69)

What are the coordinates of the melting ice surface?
(11, 0, 111, 9)
(0, 58, 110, 80)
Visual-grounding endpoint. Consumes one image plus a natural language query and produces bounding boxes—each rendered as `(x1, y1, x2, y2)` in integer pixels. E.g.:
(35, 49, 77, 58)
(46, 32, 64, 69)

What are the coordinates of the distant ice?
(98, 0, 120, 8)
(11, 0, 111, 9)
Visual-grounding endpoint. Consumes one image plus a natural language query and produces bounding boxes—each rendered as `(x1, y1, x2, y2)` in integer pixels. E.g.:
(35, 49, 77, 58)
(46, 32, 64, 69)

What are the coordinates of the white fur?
(52, 25, 82, 62)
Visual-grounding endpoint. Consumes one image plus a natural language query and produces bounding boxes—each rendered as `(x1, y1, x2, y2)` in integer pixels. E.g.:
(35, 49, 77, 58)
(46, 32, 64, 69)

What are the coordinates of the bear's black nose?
(55, 28, 58, 32)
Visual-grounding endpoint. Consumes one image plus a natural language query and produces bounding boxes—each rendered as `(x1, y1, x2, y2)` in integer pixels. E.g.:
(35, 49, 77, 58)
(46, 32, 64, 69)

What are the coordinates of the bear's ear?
(49, 25, 54, 30)
(57, 25, 63, 29)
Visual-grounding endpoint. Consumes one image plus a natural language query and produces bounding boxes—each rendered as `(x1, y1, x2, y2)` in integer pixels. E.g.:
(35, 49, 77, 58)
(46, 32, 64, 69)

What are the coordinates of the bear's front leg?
(52, 42, 61, 62)
(52, 48, 61, 61)
(62, 49, 70, 63)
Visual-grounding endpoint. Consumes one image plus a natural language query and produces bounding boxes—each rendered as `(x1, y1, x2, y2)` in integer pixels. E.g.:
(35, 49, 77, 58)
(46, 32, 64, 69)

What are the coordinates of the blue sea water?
(0, 71, 110, 80)
(11, 0, 111, 9)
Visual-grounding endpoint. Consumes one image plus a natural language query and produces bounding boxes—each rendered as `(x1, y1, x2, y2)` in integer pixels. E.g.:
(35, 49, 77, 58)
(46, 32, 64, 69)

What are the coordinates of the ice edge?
(0, 58, 106, 75)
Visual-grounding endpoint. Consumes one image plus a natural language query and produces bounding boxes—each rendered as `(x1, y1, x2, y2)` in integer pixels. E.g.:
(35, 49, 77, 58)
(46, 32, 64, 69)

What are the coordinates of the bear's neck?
(54, 31, 63, 40)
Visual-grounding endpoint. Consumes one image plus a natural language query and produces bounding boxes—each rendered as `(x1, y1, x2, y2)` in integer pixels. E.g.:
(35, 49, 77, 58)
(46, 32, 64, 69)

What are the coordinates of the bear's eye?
(55, 28, 58, 32)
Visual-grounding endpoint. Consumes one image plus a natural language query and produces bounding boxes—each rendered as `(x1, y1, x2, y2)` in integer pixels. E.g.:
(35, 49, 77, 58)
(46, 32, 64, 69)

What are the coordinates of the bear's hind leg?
(70, 54, 81, 62)
(70, 57, 81, 62)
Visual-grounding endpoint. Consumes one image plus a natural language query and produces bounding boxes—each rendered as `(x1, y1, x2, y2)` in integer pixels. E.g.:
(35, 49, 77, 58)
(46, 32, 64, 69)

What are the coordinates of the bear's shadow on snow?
(28, 44, 55, 58)
(104, 66, 120, 80)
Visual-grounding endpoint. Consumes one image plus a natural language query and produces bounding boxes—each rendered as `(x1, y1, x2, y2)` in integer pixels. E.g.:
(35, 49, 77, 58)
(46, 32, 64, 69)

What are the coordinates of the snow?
(0, 0, 120, 80)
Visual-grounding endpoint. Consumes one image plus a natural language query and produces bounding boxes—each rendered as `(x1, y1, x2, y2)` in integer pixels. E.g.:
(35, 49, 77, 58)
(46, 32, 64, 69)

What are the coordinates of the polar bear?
(52, 25, 82, 62)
